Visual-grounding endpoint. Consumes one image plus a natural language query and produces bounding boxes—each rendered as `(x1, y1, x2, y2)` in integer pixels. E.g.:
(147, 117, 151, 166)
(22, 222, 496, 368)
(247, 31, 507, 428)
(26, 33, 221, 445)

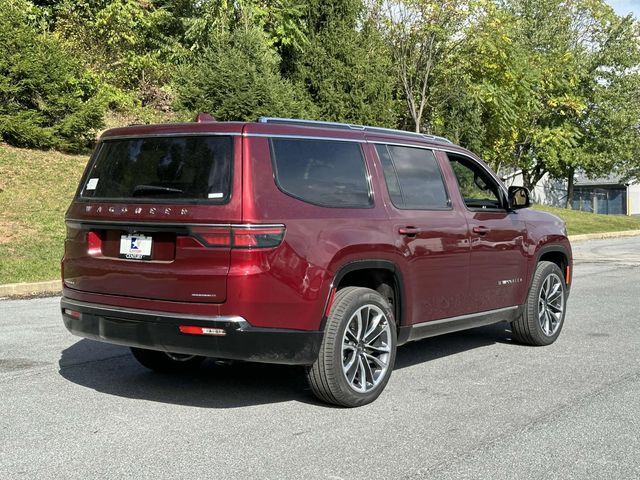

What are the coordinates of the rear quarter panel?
(229, 135, 410, 331)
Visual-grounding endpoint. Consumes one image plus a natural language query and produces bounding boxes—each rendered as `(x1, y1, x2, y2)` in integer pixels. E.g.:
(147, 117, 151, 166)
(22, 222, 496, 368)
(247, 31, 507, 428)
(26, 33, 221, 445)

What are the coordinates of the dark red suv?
(61, 116, 572, 406)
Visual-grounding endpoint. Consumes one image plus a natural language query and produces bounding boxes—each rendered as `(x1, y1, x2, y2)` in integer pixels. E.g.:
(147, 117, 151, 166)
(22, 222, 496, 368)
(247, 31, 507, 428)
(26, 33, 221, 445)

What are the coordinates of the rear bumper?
(60, 298, 323, 365)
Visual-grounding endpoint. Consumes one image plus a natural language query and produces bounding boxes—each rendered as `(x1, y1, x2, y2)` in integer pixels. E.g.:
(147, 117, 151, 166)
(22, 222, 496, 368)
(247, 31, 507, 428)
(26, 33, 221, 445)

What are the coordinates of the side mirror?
(508, 186, 531, 210)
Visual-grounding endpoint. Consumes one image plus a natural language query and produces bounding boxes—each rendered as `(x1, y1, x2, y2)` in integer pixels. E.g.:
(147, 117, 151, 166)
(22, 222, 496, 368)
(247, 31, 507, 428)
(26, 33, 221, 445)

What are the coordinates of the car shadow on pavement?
(394, 321, 512, 369)
(58, 322, 513, 409)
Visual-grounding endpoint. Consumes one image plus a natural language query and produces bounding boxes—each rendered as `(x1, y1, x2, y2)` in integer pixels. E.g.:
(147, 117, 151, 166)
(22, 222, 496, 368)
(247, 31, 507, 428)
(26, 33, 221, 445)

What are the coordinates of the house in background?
(501, 170, 567, 207)
(501, 170, 640, 216)
(572, 174, 640, 216)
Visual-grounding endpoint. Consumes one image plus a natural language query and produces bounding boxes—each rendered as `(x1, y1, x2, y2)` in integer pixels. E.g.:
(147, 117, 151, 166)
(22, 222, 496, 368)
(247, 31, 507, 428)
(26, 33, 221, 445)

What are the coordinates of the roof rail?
(257, 117, 453, 144)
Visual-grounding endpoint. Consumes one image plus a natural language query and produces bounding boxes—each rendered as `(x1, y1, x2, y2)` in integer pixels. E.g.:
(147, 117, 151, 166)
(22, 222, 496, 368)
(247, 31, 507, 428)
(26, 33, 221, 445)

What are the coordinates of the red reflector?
(566, 266, 571, 285)
(325, 287, 337, 317)
(64, 309, 81, 319)
(86, 231, 102, 256)
(178, 325, 226, 336)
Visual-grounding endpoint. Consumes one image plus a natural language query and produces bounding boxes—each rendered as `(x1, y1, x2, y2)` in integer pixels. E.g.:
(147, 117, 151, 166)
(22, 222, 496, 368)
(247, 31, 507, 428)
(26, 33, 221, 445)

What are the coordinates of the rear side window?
(270, 138, 371, 208)
(375, 144, 449, 210)
(80, 135, 233, 202)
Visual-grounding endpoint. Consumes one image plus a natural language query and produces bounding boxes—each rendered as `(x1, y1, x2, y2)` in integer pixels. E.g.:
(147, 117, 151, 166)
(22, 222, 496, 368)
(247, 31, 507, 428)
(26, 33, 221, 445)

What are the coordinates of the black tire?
(130, 347, 205, 373)
(511, 261, 567, 346)
(306, 287, 397, 407)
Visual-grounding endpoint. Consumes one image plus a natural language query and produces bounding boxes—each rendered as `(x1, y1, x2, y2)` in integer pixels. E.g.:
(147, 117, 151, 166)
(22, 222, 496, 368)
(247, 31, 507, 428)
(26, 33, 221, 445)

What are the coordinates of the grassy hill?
(534, 204, 640, 235)
(1, 142, 640, 284)
(0, 144, 88, 284)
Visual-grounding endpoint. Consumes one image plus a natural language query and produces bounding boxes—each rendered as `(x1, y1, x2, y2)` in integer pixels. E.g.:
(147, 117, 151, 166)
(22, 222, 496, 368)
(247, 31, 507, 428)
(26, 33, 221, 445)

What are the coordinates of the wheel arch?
(321, 260, 405, 331)
(534, 244, 572, 288)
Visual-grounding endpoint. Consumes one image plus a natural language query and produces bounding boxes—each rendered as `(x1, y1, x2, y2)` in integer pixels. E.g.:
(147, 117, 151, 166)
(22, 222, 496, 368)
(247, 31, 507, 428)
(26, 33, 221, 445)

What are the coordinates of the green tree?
(172, 0, 309, 55)
(51, 0, 183, 113)
(174, 27, 316, 121)
(557, 4, 640, 206)
(380, 0, 483, 133)
(0, 0, 105, 151)
(447, 0, 585, 187)
(286, 0, 399, 127)
(436, 0, 640, 210)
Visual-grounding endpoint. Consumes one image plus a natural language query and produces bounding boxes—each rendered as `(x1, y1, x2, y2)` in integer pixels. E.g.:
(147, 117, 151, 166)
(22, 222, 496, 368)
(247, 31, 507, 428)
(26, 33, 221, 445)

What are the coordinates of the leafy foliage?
(287, 0, 399, 127)
(174, 27, 316, 120)
(0, 0, 105, 152)
(382, 0, 483, 133)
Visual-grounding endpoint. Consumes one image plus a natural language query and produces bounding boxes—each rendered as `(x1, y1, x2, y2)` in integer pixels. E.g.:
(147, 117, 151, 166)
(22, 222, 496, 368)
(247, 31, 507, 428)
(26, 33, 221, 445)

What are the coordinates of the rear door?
(63, 133, 241, 303)
(442, 152, 529, 312)
(373, 142, 470, 323)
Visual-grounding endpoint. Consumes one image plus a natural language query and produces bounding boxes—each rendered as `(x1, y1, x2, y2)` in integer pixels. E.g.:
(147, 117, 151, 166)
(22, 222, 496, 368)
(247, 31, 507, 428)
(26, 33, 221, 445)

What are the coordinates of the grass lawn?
(0, 144, 88, 284)
(534, 204, 640, 235)
(1, 142, 640, 284)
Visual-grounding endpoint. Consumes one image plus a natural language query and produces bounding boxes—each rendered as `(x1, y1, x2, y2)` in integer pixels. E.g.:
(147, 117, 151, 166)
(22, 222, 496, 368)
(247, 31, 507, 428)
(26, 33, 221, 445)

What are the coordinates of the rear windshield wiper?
(132, 185, 184, 197)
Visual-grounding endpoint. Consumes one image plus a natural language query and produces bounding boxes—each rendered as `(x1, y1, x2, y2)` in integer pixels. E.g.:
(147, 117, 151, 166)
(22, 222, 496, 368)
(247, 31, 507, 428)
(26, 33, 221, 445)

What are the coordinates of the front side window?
(375, 144, 449, 210)
(448, 154, 503, 210)
(80, 135, 233, 202)
(271, 138, 371, 208)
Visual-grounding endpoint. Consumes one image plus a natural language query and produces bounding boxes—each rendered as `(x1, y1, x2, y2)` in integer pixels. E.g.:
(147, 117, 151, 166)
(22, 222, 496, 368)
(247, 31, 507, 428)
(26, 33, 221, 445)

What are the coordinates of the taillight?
(190, 224, 285, 249)
(189, 227, 232, 247)
(232, 226, 285, 248)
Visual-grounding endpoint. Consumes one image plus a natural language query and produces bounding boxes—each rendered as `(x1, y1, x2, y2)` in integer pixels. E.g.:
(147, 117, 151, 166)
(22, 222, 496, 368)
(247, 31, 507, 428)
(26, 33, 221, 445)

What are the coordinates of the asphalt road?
(1, 237, 639, 479)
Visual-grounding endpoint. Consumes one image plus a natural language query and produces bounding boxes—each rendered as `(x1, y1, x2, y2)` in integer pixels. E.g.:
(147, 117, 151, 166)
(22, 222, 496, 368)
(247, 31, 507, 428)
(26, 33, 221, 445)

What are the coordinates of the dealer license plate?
(119, 234, 152, 260)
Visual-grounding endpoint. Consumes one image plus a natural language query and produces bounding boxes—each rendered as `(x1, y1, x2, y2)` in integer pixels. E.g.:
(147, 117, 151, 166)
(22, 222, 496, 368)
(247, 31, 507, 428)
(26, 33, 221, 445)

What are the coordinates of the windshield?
(80, 135, 233, 202)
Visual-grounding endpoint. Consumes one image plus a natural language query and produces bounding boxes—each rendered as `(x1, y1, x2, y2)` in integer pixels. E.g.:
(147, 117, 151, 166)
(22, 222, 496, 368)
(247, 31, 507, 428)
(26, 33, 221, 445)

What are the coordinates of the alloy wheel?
(341, 304, 392, 393)
(538, 273, 565, 337)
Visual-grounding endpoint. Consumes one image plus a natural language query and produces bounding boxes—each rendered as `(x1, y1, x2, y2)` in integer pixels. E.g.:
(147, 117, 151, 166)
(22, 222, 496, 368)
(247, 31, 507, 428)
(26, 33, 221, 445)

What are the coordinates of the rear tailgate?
(62, 132, 242, 303)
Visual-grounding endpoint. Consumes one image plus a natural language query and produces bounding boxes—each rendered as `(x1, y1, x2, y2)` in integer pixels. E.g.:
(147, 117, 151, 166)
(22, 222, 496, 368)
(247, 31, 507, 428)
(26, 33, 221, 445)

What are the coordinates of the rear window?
(270, 138, 371, 208)
(80, 135, 233, 202)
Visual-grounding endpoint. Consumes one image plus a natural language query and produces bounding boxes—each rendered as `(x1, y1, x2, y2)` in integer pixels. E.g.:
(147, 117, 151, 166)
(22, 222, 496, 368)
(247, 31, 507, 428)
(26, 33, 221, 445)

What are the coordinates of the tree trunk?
(522, 170, 534, 191)
(565, 167, 575, 209)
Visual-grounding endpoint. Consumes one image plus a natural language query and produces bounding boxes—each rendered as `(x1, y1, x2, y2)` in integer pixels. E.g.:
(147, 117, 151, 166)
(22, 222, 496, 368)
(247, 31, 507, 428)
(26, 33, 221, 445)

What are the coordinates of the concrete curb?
(568, 229, 640, 242)
(1, 229, 639, 299)
(0, 280, 60, 299)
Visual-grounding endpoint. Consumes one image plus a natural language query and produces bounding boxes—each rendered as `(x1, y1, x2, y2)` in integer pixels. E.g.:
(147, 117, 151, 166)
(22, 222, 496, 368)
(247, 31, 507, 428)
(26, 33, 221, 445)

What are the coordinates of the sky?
(606, 0, 640, 17)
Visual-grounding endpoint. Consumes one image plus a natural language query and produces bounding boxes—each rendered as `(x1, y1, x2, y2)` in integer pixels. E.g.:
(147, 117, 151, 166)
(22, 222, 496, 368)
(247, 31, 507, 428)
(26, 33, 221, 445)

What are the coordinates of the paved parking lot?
(1, 237, 639, 479)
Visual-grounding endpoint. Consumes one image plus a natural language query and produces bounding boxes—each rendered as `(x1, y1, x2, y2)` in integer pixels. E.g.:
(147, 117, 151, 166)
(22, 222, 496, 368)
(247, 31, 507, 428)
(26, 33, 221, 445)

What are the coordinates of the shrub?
(174, 27, 316, 121)
(0, 0, 105, 152)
